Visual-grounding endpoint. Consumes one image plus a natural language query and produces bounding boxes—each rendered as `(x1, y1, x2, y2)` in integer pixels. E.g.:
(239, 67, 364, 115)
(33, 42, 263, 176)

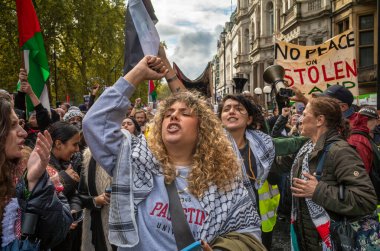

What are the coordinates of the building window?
(314, 38, 323, 45)
(308, 0, 321, 11)
(358, 14, 374, 68)
(244, 29, 250, 52)
(267, 2, 274, 35)
(298, 40, 306, 46)
(337, 18, 349, 33)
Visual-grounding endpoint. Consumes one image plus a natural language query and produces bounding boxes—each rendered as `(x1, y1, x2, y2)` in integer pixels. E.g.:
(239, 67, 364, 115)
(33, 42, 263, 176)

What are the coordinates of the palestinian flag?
(16, 0, 50, 115)
(148, 79, 157, 102)
(124, 0, 160, 74)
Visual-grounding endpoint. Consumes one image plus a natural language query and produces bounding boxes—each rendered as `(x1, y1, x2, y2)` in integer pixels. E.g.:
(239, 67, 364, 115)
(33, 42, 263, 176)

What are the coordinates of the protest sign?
(274, 30, 358, 97)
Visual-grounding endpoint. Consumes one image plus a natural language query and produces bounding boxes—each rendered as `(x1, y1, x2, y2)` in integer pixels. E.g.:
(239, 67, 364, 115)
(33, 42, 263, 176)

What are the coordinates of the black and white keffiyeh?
(228, 129, 275, 206)
(108, 130, 261, 248)
(290, 140, 333, 250)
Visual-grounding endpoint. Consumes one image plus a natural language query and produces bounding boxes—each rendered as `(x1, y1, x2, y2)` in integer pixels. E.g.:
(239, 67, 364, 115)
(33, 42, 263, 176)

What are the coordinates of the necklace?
(175, 170, 188, 194)
(246, 146, 256, 181)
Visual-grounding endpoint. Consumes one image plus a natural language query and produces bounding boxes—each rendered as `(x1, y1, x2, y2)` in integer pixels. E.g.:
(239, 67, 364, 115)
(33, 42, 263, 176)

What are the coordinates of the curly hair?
(148, 91, 241, 198)
(218, 94, 267, 133)
(309, 97, 350, 139)
(0, 93, 18, 236)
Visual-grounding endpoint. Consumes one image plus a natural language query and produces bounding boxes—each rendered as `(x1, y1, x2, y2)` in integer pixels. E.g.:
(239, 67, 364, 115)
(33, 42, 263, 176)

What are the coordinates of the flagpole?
(21, 51, 26, 116)
(21, 51, 25, 69)
(148, 80, 151, 104)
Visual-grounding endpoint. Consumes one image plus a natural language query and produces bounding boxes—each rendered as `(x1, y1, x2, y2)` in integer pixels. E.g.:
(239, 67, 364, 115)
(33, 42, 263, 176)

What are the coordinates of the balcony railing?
(234, 54, 250, 67)
(333, 0, 352, 11)
(250, 36, 274, 53)
(284, 5, 296, 23)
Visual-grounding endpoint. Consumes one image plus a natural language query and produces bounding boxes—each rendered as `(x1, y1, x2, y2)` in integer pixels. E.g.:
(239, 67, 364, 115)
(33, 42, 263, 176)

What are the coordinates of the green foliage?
(0, 0, 20, 92)
(0, 0, 126, 105)
(157, 82, 171, 101)
(131, 80, 149, 105)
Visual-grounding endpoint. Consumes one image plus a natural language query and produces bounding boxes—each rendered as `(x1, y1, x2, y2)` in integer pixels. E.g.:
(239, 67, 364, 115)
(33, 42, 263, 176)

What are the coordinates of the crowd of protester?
(1, 50, 380, 251)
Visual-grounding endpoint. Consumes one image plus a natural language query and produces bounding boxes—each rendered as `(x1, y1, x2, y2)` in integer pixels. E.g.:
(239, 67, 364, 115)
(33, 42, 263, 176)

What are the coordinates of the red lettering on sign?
(334, 61, 345, 79)
(307, 66, 319, 84)
(294, 68, 306, 85)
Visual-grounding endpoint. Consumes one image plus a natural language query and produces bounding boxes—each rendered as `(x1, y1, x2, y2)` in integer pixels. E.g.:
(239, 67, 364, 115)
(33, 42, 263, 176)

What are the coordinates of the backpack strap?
(315, 143, 333, 181)
(351, 130, 371, 139)
(315, 143, 346, 201)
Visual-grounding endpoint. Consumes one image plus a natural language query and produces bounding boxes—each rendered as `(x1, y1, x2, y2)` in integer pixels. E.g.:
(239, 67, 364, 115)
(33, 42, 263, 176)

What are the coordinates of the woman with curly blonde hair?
(83, 56, 263, 251)
(148, 91, 240, 198)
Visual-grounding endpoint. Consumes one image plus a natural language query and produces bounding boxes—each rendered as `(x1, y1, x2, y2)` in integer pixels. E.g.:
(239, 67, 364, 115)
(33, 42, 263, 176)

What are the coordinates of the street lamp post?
(221, 30, 227, 96)
(254, 87, 263, 106)
(263, 85, 272, 111)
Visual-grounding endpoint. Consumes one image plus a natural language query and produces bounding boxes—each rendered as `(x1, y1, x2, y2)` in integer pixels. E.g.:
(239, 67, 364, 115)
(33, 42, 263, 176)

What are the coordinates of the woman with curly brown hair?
(0, 90, 72, 250)
(83, 56, 264, 251)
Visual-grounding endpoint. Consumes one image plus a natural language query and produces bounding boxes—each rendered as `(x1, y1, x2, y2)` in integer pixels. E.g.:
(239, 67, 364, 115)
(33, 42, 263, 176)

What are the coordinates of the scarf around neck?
(228, 129, 275, 206)
(290, 140, 333, 251)
(108, 129, 261, 248)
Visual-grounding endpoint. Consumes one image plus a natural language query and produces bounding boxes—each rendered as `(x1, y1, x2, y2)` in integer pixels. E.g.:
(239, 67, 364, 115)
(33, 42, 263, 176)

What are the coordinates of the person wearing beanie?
(358, 106, 379, 139)
(63, 106, 84, 130)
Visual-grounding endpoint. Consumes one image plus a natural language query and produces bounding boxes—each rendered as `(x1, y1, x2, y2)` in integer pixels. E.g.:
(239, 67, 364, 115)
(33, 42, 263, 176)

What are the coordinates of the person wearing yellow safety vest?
(219, 94, 278, 250)
(218, 94, 308, 250)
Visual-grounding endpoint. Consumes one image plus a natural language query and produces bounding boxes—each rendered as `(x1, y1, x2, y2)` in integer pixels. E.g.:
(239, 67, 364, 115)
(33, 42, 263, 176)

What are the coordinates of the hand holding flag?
(16, 0, 50, 115)
(19, 68, 33, 95)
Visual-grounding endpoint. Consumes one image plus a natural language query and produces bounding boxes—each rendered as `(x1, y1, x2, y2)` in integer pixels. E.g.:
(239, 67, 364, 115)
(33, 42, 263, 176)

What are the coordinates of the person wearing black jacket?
(0, 91, 72, 250)
(46, 121, 83, 251)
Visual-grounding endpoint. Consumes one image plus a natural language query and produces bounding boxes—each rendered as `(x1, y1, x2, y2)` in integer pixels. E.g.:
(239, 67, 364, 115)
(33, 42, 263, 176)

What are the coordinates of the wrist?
(124, 67, 144, 87)
(166, 74, 178, 83)
(93, 198, 102, 208)
(301, 96, 308, 104)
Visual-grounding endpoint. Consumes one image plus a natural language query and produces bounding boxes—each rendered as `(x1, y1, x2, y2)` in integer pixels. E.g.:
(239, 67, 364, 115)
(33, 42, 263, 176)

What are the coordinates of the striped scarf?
(290, 140, 333, 251)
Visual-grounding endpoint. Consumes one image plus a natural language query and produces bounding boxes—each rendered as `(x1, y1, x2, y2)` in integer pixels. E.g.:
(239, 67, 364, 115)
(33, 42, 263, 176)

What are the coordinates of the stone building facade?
(212, 0, 378, 104)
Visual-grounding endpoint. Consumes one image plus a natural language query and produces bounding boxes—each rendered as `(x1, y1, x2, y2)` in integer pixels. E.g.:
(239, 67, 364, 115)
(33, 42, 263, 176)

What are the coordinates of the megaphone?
(263, 65, 287, 93)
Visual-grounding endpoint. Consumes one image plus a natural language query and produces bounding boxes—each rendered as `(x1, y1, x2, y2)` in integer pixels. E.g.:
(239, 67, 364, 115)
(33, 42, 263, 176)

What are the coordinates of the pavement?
(270, 216, 291, 251)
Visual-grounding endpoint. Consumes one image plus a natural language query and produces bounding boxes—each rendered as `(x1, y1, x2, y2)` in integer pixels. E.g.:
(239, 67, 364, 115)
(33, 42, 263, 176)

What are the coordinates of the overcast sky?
(151, 0, 236, 79)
